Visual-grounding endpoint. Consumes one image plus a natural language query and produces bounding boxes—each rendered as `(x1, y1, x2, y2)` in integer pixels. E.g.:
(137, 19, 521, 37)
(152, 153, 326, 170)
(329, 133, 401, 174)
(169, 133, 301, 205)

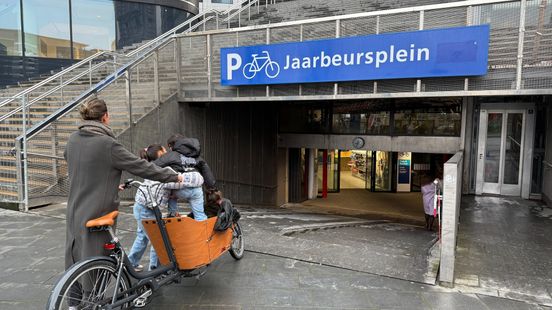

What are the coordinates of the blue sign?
(221, 25, 489, 86)
(398, 159, 411, 184)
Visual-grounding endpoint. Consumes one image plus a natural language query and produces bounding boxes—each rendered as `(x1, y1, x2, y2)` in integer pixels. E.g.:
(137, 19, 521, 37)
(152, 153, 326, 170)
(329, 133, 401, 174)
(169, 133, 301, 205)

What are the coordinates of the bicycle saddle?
(86, 211, 119, 228)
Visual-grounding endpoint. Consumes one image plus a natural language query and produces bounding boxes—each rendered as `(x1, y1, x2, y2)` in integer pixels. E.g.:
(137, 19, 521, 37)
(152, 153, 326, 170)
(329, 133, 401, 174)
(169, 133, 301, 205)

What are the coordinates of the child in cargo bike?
(128, 144, 204, 272)
(153, 135, 217, 221)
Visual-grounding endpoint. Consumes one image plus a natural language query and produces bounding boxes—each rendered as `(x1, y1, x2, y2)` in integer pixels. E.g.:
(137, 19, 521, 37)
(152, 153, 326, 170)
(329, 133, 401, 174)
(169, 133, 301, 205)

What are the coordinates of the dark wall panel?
(0, 56, 75, 89)
(180, 102, 278, 206)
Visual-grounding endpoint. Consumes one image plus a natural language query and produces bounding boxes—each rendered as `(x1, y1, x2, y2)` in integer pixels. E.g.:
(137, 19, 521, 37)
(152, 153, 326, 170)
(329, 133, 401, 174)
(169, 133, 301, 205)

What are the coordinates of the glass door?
(375, 151, 392, 191)
(317, 149, 340, 194)
(477, 110, 525, 196)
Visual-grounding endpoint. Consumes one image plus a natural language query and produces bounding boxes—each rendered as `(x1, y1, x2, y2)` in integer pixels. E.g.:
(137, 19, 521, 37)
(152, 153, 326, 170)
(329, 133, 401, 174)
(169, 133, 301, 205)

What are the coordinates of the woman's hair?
(139, 144, 165, 162)
(79, 98, 107, 121)
(206, 189, 223, 205)
(167, 133, 184, 149)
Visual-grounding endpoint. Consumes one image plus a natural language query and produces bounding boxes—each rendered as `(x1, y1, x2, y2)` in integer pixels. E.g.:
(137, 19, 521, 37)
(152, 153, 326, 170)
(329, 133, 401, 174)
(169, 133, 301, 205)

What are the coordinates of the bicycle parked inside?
(46, 179, 244, 310)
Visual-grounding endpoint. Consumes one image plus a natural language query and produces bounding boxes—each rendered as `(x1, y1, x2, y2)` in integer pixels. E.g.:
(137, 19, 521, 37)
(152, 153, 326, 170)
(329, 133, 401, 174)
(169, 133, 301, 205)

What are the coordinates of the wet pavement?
(454, 196, 552, 306)
(240, 208, 439, 284)
(0, 197, 550, 309)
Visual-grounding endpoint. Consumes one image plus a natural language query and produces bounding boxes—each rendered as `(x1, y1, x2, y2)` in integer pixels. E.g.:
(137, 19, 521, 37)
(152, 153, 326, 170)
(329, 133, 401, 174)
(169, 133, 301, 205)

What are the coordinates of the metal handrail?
(0, 3, 228, 115)
(222, 0, 259, 22)
(0, 62, 107, 123)
(0, 51, 107, 109)
(19, 37, 178, 142)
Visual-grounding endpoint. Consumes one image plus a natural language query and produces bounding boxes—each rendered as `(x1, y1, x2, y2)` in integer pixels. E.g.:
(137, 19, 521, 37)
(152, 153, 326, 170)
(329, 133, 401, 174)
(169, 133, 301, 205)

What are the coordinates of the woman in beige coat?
(63, 98, 182, 269)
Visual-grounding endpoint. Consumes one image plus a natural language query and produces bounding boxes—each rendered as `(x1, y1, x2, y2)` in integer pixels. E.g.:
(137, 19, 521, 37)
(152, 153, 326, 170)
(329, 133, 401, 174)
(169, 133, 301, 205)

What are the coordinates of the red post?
(322, 149, 328, 198)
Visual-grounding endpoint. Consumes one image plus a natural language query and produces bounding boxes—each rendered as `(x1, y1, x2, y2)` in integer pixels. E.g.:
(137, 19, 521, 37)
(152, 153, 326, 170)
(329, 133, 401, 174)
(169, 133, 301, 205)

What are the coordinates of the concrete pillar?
(307, 148, 318, 199)
(439, 151, 463, 287)
(543, 106, 552, 206)
(276, 148, 289, 206)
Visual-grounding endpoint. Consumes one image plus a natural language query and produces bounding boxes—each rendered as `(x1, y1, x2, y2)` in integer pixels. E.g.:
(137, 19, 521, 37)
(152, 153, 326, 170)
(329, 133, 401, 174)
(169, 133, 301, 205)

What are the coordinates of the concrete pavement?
(0, 199, 549, 309)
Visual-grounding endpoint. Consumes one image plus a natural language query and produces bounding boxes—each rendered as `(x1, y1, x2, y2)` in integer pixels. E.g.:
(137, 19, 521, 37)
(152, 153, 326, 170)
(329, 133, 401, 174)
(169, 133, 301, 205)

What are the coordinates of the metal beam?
(181, 88, 552, 102)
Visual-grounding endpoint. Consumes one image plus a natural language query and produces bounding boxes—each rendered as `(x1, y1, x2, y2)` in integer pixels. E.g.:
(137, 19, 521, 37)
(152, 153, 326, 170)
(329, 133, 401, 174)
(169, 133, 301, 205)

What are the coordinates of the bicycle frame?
(98, 181, 192, 309)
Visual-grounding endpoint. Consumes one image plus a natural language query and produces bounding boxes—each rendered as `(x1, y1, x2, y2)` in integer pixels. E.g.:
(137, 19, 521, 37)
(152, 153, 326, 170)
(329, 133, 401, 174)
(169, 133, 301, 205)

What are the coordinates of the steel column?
(207, 34, 212, 98)
(334, 19, 340, 97)
(266, 28, 270, 97)
(154, 51, 160, 103)
(21, 94, 29, 211)
(417, 11, 424, 92)
(516, 0, 527, 90)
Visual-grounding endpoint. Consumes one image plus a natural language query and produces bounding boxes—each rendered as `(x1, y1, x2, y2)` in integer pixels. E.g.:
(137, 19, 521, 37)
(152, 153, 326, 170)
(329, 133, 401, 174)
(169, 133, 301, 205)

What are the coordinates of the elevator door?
(476, 109, 525, 196)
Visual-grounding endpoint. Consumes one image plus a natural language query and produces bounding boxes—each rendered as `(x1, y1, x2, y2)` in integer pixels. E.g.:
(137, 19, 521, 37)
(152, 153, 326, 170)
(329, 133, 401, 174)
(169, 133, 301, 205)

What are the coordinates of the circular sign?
(352, 137, 365, 149)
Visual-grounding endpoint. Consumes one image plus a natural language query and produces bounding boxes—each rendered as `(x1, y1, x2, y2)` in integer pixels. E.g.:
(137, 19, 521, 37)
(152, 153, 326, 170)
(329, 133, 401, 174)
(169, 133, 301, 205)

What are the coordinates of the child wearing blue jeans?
(154, 135, 217, 221)
(128, 144, 204, 271)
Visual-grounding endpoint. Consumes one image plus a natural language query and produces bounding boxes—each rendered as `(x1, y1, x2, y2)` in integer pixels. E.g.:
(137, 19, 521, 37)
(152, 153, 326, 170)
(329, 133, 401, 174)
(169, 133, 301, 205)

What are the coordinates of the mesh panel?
(522, 0, 552, 89)
(0, 97, 22, 202)
(379, 13, 419, 34)
(181, 36, 208, 98)
(238, 85, 267, 97)
(469, 3, 521, 90)
(158, 41, 178, 103)
(271, 25, 301, 43)
(338, 80, 374, 94)
(302, 82, 335, 95)
(129, 56, 156, 125)
(271, 84, 300, 96)
(302, 21, 336, 41)
(212, 33, 238, 98)
(424, 7, 467, 30)
(378, 79, 418, 93)
(422, 77, 466, 92)
(340, 16, 377, 37)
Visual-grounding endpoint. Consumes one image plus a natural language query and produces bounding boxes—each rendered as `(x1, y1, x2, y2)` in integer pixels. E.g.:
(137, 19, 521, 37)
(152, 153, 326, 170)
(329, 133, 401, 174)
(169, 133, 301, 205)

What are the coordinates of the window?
(332, 101, 390, 135)
(0, 0, 23, 56)
(23, 0, 71, 58)
(212, 0, 234, 3)
(71, 0, 116, 59)
(393, 98, 462, 136)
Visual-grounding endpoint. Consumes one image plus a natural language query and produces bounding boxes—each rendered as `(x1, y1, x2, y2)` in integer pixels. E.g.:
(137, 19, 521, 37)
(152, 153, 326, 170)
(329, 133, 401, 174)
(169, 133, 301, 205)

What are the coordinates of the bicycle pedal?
(133, 289, 152, 308)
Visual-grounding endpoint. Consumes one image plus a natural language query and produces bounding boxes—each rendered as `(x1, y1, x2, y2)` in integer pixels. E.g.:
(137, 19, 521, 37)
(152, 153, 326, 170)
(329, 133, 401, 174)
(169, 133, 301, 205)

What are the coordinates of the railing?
(2, 0, 259, 208)
(177, 0, 552, 101)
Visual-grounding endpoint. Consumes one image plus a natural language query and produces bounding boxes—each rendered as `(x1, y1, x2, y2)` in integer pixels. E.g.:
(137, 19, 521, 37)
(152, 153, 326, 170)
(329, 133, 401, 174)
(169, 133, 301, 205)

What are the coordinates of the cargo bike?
(46, 179, 244, 309)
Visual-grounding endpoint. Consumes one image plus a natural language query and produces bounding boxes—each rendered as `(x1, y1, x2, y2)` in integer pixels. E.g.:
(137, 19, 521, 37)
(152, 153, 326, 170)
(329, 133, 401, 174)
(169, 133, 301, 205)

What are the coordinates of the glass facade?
(72, 0, 116, 59)
(0, 0, 193, 59)
(0, 0, 23, 56)
(279, 98, 462, 136)
(23, 0, 71, 58)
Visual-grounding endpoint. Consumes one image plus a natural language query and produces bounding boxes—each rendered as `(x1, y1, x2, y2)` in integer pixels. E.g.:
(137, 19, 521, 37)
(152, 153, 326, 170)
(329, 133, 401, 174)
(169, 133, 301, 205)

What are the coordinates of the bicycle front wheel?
(46, 258, 131, 310)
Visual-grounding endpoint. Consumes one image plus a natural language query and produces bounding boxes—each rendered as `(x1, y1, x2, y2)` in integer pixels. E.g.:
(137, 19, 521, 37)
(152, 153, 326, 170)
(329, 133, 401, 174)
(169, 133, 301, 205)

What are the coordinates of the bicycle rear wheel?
(47, 258, 131, 310)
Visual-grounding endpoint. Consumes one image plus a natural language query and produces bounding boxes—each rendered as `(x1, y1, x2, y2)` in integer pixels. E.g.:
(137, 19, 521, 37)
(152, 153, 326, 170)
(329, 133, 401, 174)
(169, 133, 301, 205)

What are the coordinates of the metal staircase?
(0, 0, 266, 209)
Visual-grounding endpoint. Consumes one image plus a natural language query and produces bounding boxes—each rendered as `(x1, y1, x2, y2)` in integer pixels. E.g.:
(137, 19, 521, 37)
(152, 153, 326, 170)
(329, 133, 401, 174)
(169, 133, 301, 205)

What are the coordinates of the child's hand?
(177, 174, 184, 182)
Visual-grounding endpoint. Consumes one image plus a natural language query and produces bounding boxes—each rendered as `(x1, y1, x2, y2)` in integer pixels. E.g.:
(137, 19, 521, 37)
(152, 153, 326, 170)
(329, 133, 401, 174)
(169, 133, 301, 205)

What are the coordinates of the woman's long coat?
(63, 121, 178, 268)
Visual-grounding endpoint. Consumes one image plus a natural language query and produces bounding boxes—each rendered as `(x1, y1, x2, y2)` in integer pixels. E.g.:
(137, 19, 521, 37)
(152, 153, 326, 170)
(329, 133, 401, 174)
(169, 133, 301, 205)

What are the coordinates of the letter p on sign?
(227, 53, 242, 80)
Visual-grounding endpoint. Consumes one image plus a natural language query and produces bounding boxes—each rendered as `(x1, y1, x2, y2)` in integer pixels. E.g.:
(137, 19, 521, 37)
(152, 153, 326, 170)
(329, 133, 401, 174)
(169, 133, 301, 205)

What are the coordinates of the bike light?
(104, 243, 116, 250)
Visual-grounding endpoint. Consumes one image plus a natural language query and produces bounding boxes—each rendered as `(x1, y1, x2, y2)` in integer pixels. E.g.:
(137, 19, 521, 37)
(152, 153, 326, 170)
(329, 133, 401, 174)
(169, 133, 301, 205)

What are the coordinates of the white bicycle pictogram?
(242, 51, 280, 79)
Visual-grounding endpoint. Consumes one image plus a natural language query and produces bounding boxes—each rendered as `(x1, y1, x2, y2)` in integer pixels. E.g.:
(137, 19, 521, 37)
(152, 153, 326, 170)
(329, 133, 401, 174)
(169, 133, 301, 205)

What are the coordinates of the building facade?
(176, 0, 551, 205)
(0, 0, 199, 88)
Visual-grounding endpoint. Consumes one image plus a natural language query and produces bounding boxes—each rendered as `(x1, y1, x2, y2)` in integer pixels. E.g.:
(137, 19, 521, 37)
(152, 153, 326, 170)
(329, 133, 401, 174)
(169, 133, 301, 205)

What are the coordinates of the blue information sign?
(398, 159, 411, 184)
(221, 25, 489, 86)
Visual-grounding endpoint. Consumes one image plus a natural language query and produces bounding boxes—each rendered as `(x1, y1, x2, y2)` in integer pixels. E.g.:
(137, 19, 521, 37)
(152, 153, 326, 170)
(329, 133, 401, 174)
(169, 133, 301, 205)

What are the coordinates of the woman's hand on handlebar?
(118, 184, 125, 191)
